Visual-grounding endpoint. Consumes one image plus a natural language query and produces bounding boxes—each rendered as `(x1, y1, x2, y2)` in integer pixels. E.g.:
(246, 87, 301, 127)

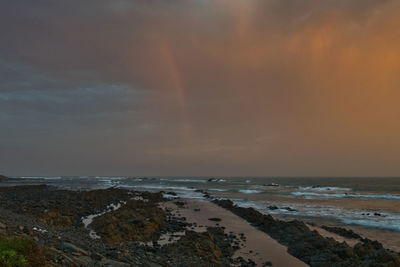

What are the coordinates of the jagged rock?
(213, 199, 400, 267)
(0, 186, 135, 228)
(91, 197, 165, 244)
(321, 225, 362, 239)
(0, 185, 272, 266)
(158, 228, 229, 266)
(62, 242, 89, 255)
(100, 258, 130, 266)
(90, 252, 103, 261)
(71, 255, 93, 265)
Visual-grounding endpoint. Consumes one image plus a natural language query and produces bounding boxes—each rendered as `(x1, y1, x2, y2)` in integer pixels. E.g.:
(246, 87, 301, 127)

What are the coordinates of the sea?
(5, 176, 400, 251)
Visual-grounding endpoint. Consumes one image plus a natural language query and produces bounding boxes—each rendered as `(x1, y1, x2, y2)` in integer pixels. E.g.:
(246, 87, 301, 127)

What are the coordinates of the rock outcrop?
(91, 197, 166, 244)
(321, 225, 362, 240)
(213, 199, 400, 267)
(0, 185, 251, 266)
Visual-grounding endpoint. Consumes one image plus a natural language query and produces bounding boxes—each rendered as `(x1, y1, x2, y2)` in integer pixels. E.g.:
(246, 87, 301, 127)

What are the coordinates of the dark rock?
(156, 227, 236, 266)
(321, 225, 362, 240)
(208, 217, 222, 222)
(62, 242, 89, 255)
(91, 197, 166, 244)
(283, 207, 297, 212)
(213, 198, 400, 267)
(90, 252, 103, 261)
(174, 201, 185, 207)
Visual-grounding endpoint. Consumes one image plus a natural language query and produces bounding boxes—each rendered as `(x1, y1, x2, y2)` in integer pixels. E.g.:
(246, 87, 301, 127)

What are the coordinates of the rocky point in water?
(213, 199, 400, 267)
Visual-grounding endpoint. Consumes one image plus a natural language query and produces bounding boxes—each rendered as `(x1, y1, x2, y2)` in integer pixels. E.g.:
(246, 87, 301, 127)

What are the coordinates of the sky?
(1, 0, 400, 176)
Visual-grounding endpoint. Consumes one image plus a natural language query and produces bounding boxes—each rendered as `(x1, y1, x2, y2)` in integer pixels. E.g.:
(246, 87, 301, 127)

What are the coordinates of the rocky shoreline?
(0, 184, 257, 266)
(0, 181, 399, 266)
(213, 199, 400, 267)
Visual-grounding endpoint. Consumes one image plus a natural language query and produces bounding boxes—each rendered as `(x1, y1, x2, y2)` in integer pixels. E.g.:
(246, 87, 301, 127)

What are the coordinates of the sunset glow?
(1, 0, 400, 176)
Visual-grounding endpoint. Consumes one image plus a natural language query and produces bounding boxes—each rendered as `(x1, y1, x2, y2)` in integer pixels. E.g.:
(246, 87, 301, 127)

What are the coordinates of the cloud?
(1, 0, 400, 176)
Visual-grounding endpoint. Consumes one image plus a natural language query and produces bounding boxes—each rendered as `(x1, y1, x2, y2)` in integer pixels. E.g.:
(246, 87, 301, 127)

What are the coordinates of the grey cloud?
(1, 0, 400, 176)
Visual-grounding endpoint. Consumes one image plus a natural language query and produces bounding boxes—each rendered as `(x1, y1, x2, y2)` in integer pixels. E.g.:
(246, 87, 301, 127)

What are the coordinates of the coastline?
(0, 183, 399, 266)
(161, 199, 307, 266)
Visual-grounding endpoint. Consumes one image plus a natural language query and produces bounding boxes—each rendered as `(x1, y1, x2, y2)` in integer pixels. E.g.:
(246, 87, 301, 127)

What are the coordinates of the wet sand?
(162, 199, 308, 267)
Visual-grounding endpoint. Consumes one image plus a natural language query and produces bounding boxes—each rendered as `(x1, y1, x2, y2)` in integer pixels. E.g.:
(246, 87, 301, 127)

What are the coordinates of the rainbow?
(160, 42, 193, 140)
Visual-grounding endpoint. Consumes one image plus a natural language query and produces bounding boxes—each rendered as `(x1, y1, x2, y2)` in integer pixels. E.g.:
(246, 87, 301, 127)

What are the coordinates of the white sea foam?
(158, 179, 207, 183)
(209, 188, 228, 192)
(81, 201, 126, 239)
(177, 191, 205, 199)
(19, 176, 62, 180)
(118, 185, 197, 191)
(33, 227, 48, 233)
(238, 189, 262, 194)
(163, 191, 205, 200)
(341, 218, 400, 232)
(291, 192, 400, 200)
(43, 177, 63, 180)
(162, 193, 179, 199)
(298, 186, 352, 192)
(232, 198, 400, 232)
(99, 179, 121, 183)
(99, 177, 128, 180)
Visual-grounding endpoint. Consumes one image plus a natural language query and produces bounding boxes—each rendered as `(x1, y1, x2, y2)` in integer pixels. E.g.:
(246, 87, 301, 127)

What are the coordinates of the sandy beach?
(162, 199, 308, 266)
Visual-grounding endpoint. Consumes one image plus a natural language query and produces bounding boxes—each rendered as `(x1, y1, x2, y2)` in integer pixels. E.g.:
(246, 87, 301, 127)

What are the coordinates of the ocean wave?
(298, 186, 352, 192)
(238, 189, 262, 194)
(233, 199, 263, 209)
(117, 185, 197, 191)
(232, 199, 400, 232)
(208, 188, 228, 192)
(99, 179, 121, 188)
(18, 176, 63, 180)
(162, 191, 205, 200)
(159, 179, 207, 183)
(291, 192, 400, 200)
(341, 218, 400, 232)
